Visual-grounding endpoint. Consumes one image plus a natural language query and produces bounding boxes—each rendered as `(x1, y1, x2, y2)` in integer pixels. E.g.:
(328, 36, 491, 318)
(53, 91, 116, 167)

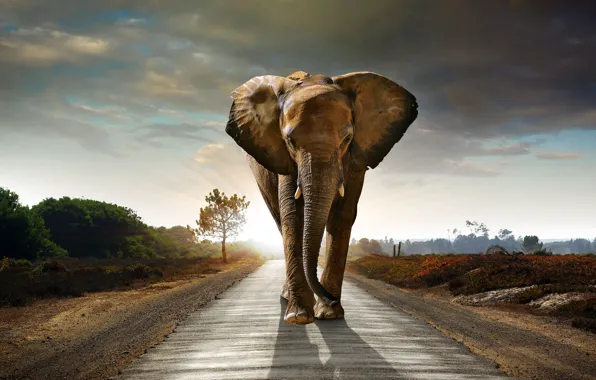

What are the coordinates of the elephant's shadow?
(268, 297, 402, 379)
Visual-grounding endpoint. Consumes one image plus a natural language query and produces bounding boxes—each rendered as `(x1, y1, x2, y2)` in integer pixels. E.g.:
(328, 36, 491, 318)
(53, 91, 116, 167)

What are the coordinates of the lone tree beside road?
(191, 189, 249, 263)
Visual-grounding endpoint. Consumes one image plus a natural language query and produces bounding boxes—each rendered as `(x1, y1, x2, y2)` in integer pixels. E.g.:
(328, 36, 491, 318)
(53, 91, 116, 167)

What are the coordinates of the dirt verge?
(0, 257, 264, 380)
(345, 270, 596, 380)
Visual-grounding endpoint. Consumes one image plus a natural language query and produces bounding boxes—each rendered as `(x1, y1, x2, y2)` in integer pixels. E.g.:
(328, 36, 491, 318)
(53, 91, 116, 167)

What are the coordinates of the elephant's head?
(226, 71, 418, 303)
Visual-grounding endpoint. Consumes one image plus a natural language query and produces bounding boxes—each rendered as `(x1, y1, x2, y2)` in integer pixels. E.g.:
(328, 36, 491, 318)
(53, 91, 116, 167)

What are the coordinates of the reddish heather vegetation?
(348, 253, 596, 332)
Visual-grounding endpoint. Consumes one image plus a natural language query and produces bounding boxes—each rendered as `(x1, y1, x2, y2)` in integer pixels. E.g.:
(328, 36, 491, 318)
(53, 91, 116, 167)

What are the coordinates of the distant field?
(0, 251, 262, 307)
(347, 253, 596, 333)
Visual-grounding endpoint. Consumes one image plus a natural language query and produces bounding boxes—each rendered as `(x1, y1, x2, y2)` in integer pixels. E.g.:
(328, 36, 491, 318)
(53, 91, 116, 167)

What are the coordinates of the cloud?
(0, 27, 112, 66)
(535, 151, 584, 160)
(68, 103, 131, 121)
(444, 160, 504, 177)
(377, 123, 540, 177)
(481, 142, 533, 156)
(132, 123, 221, 145)
(176, 142, 254, 195)
(0, 0, 594, 177)
(193, 144, 225, 164)
(115, 18, 148, 27)
(0, 99, 120, 156)
(140, 69, 198, 97)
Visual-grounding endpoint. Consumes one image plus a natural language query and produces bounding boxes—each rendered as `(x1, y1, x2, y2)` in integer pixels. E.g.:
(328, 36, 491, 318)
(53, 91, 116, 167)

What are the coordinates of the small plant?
(532, 248, 553, 256)
(0, 257, 9, 271)
(485, 245, 510, 255)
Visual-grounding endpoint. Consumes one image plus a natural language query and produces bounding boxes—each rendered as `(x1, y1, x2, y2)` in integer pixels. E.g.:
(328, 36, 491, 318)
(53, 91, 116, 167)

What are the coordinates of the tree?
(193, 189, 249, 263)
(521, 235, 543, 254)
(33, 197, 150, 258)
(465, 220, 489, 237)
(497, 229, 513, 240)
(0, 188, 66, 259)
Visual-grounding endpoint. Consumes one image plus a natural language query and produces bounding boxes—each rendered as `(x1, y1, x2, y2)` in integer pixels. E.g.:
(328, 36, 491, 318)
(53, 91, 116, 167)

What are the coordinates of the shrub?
(350, 253, 596, 295)
(533, 248, 553, 256)
(11, 259, 32, 268)
(572, 317, 596, 334)
(0, 188, 67, 260)
(1, 257, 34, 272)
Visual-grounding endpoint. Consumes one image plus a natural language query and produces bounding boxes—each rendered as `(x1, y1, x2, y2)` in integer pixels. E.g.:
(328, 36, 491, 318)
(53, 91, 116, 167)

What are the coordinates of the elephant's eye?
(341, 133, 352, 148)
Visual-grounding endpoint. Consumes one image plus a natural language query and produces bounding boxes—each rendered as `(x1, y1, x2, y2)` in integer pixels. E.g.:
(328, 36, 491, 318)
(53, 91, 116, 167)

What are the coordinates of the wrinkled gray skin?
(226, 71, 418, 324)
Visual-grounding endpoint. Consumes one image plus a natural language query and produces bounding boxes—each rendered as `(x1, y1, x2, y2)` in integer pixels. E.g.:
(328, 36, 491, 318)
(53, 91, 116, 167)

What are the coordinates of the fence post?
(393, 244, 396, 257)
(398, 242, 402, 257)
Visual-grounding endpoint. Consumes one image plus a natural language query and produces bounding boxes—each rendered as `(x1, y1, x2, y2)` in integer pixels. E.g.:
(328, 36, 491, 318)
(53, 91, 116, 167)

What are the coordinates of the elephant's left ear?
(226, 75, 297, 175)
(332, 72, 418, 171)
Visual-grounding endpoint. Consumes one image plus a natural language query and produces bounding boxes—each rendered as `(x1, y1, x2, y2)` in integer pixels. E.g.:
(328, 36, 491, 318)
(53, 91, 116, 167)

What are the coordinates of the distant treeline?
(0, 187, 246, 260)
(349, 221, 596, 256)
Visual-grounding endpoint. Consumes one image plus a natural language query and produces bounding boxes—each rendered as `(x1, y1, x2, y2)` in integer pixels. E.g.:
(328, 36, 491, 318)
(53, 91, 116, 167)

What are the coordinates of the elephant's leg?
(248, 157, 292, 299)
(278, 174, 315, 324)
(248, 156, 281, 232)
(315, 168, 366, 319)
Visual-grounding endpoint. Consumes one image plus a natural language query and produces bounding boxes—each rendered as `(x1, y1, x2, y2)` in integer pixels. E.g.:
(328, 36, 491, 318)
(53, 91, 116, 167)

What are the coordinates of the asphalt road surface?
(115, 260, 512, 380)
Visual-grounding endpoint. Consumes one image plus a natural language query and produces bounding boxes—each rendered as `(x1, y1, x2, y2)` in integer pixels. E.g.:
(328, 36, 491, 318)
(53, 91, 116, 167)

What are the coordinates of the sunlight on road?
(115, 261, 510, 379)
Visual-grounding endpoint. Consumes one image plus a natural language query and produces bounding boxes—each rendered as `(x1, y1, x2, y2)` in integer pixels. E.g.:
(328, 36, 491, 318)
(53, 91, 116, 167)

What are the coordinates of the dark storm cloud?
(1, 0, 594, 172)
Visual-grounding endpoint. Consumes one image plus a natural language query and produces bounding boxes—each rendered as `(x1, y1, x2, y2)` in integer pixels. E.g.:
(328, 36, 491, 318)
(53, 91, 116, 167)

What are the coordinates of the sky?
(0, 0, 595, 249)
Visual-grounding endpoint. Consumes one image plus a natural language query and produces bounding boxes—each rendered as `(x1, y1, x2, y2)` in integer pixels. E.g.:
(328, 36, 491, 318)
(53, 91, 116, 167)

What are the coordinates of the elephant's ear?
(226, 75, 297, 175)
(332, 72, 418, 171)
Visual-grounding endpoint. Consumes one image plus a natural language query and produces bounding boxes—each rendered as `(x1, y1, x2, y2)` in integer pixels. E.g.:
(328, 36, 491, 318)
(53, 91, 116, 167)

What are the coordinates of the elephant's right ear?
(226, 75, 297, 175)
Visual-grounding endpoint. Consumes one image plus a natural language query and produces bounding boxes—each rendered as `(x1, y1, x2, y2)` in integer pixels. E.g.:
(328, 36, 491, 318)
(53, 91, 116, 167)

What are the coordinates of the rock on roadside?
(452, 285, 537, 306)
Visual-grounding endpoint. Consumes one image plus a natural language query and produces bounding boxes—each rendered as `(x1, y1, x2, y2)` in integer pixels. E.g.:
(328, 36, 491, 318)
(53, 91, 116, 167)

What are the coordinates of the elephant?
(225, 70, 418, 324)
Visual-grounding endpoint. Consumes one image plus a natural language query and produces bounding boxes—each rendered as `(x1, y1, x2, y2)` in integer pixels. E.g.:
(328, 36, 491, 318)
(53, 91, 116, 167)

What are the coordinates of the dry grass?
(0, 251, 262, 307)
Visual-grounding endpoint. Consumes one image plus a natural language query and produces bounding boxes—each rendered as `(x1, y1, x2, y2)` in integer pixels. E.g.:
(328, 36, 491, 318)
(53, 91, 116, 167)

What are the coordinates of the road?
(115, 260, 512, 379)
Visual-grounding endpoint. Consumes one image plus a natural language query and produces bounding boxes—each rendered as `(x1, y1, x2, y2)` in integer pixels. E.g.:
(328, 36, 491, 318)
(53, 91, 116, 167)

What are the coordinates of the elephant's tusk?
(338, 183, 345, 197)
(294, 186, 302, 199)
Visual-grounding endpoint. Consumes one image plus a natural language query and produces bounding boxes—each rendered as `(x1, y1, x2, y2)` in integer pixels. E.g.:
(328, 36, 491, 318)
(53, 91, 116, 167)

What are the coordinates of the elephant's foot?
(284, 290, 316, 325)
(314, 298, 344, 320)
(284, 298, 314, 325)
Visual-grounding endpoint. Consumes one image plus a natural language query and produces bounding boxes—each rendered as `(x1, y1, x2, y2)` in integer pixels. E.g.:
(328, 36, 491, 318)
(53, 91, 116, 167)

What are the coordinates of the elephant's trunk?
(300, 153, 339, 304)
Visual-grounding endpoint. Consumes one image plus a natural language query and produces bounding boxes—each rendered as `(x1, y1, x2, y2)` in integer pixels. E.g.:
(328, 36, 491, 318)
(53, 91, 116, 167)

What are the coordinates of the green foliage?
(497, 229, 514, 240)
(192, 189, 250, 262)
(194, 189, 250, 240)
(0, 257, 32, 271)
(533, 247, 553, 256)
(522, 235, 543, 254)
(348, 238, 384, 257)
(197, 239, 224, 257)
(32, 197, 151, 259)
(0, 187, 66, 259)
(156, 225, 206, 257)
(1, 188, 252, 261)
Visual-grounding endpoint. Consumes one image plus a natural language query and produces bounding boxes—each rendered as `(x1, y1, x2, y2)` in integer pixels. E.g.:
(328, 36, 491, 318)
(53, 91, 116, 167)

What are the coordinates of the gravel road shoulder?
(0, 257, 264, 380)
(345, 270, 596, 380)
